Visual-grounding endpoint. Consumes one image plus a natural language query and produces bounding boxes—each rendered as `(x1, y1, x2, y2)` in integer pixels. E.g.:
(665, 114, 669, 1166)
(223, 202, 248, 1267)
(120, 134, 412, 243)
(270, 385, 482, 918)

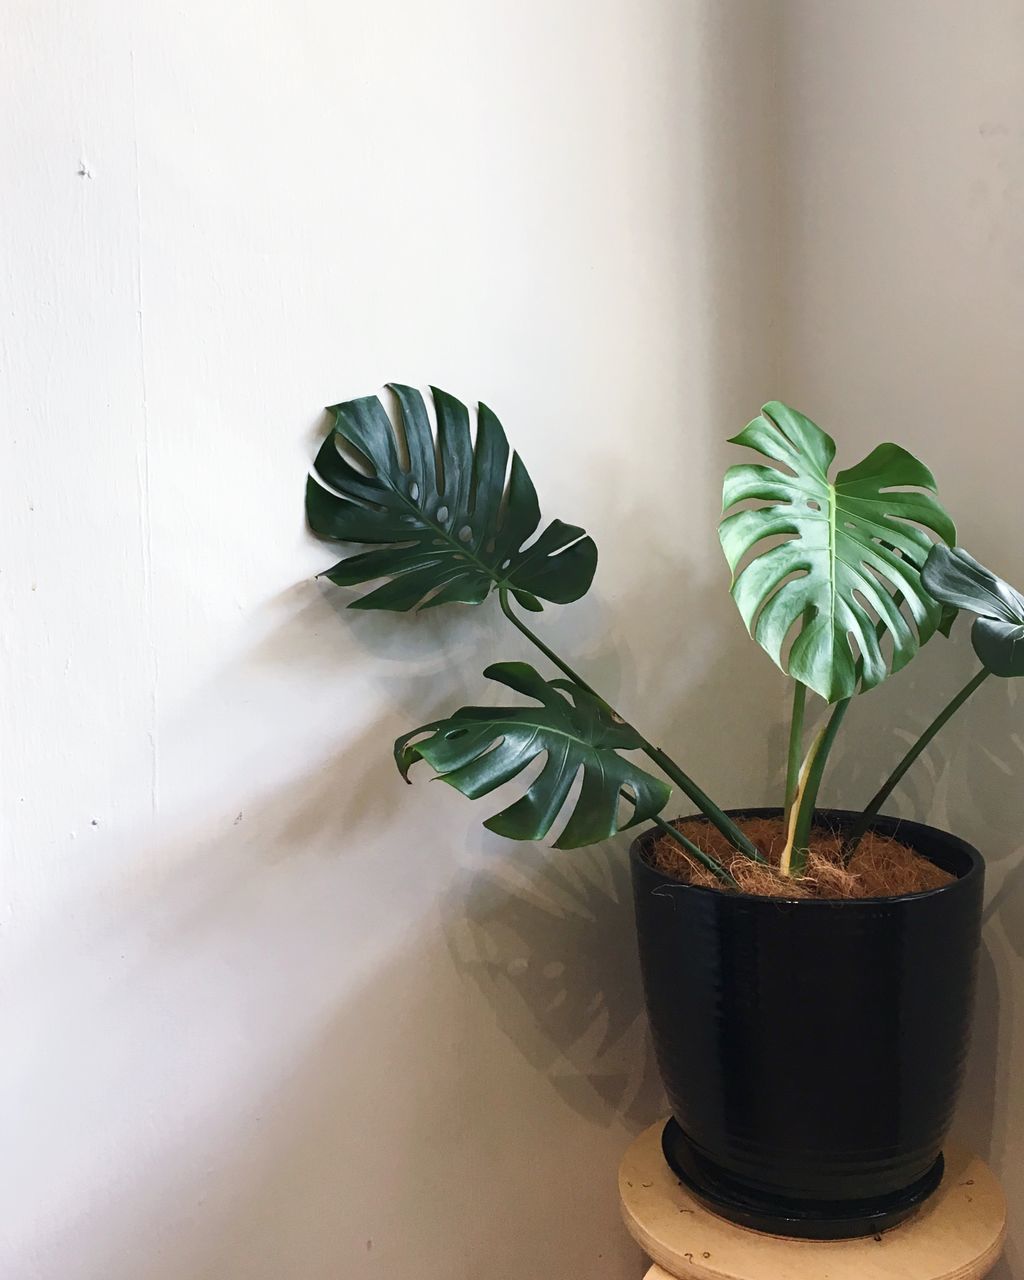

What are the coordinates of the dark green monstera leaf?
(720, 402, 956, 703)
(394, 662, 670, 849)
(923, 546, 1024, 677)
(306, 385, 597, 611)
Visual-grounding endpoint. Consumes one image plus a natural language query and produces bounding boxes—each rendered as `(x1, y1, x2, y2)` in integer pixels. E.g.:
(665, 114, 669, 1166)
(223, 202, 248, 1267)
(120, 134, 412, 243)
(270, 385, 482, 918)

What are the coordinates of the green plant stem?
(784, 680, 808, 818)
(641, 744, 764, 863)
(651, 815, 739, 889)
(779, 734, 815, 878)
(784, 598, 908, 875)
(842, 666, 991, 860)
(788, 697, 851, 874)
(497, 587, 603, 698)
(498, 587, 764, 863)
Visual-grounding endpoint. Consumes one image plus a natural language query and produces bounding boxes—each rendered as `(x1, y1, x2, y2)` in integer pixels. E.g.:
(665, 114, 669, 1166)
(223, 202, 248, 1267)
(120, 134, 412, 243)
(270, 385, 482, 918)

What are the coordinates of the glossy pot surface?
(630, 808, 984, 1238)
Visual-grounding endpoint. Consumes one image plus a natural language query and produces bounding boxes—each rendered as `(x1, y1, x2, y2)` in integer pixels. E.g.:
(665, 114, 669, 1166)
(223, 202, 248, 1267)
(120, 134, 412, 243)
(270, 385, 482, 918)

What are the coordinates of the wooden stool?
(619, 1121, 1007, 1280)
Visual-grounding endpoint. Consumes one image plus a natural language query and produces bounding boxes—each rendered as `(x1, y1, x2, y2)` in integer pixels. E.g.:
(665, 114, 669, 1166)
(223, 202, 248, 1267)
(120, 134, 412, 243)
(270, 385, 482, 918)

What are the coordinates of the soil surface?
(647, 815, 955, 899)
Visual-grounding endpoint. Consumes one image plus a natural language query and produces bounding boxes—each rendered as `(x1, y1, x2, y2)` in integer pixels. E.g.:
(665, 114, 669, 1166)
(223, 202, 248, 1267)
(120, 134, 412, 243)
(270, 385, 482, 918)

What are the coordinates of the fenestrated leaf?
(923, 546, 1024, 677)
(719, 402, 956, 703)
(307, 385, 597, 611)
(394, 662, 670, 849)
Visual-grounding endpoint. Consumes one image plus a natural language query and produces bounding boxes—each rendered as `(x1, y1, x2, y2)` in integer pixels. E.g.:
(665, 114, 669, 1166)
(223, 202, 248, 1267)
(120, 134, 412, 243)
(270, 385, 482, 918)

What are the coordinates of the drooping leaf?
(394, 662, 670, 849)
(719, 402, 957, 703)
(306, 385, 597, 611)
(938, 603, 960, 639)
(923, 546, 1024, 677)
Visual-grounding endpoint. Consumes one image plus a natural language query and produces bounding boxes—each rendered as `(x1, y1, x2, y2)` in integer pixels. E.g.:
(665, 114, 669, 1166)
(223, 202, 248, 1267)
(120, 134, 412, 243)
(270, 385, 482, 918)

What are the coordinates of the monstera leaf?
(307, 385, 597, 611)
(923, 546, 1024, 677)
(394, 662, 670, 849)
(720, 402, 956, 703)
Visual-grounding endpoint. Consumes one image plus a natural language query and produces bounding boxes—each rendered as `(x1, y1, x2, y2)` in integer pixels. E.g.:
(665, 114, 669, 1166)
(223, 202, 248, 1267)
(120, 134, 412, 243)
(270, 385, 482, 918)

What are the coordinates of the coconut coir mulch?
(648, 815, 954, 899)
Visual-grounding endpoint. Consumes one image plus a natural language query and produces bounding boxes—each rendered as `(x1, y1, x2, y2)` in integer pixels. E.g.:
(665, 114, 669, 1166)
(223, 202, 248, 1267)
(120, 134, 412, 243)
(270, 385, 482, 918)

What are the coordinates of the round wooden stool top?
(619, 1121, 1006, 1280)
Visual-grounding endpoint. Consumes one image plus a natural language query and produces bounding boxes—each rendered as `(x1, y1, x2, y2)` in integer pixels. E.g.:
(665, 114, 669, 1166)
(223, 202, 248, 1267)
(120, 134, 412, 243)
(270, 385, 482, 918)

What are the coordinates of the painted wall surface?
(10, 2, 1021, 1276)
(777, 4, 1024, 1276)
(1, 3, 781, 1277)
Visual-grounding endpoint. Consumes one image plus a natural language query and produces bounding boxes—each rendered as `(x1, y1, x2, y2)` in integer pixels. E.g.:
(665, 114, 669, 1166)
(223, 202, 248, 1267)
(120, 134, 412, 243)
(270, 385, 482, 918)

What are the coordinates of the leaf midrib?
(447, 712, 629, 757)
(379, 457, 510, 590)
(790, 466, 846, 679)
(826, 479, 837, 672)
(764, 439, 837, 656)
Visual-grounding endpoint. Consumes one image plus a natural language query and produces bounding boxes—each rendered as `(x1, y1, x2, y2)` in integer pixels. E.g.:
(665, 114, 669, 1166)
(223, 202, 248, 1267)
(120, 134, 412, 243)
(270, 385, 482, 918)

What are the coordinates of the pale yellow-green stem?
(779, 722, 827, 877)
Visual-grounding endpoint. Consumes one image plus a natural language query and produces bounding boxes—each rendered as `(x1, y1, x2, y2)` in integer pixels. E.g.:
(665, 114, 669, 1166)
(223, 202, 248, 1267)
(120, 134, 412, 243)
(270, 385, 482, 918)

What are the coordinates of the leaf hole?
(409, 481, 420, 502)
(325, 431, 375, 480)
(485, 539, 496, 554)
(617, 784, 640, 826)
(458, 525, 472, 543)
(437, 505, 449, 523)
(807, 499, 821, 511)
(379, 386, 412, 472)
(445, 728, 469, 740)
(501, 559, 512, 570)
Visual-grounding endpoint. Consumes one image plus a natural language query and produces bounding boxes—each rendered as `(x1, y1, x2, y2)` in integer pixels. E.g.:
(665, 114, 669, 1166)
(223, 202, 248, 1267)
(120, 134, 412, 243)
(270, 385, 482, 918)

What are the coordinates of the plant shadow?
(446, 837, 666, 1131)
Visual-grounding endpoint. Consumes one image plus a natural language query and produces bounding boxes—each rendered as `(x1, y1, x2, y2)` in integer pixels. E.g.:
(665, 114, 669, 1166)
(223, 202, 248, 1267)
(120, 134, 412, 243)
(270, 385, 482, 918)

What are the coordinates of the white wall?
(12, 4, 1019, 1276)
(778, 4, 1024, 1276)
(1, 3, 781, 1277)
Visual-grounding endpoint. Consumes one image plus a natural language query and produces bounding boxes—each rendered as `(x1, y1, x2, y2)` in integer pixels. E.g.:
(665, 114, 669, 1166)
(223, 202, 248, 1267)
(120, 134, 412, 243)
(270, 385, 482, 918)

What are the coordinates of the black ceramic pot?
(630, 808, 984, 1239)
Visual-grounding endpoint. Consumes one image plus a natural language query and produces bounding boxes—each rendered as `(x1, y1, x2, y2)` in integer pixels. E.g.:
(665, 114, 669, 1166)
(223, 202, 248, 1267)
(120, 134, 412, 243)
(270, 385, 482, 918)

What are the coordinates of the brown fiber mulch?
(647, 815, 955, 899)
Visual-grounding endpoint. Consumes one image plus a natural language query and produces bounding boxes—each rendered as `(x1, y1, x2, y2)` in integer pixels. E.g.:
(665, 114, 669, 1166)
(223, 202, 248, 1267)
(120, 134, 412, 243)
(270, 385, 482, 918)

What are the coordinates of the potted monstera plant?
(306, 387, 1020, 1239)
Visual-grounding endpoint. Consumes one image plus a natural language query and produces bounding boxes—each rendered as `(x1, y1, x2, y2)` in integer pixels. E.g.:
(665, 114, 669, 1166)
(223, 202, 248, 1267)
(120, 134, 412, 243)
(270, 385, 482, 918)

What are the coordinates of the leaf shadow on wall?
(445, 839, 666, 1130)
(815, 636, 1022, 862)
(820, 640, 1022, 1213)
(251, 577, 500, 707)
(238, 571, 677, 1140)
(434, 548, 783, 1134)
(123, 727, 400, 955)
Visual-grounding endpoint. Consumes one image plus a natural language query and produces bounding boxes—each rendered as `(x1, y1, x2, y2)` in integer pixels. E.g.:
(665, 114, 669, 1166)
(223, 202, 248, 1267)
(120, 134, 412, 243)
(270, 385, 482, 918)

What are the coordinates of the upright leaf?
(923, 546, 1024, 677)
(395, 662, 671, 849)
(720, 402, 956, 703)
(307, 385, 597, 611)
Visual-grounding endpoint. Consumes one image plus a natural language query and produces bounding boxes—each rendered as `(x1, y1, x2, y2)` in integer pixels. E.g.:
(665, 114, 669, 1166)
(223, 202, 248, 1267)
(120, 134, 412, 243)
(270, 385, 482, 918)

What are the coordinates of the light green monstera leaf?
(395, 662, 670, 849)
(923, 546, 1024, 677)
(307, 385, 597, 612)
(720, 402, 956, 703)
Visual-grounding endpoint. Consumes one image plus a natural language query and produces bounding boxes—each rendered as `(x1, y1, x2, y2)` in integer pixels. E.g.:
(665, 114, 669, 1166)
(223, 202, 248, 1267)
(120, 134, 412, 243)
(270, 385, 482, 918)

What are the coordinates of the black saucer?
(661, 1117, 945, 1240)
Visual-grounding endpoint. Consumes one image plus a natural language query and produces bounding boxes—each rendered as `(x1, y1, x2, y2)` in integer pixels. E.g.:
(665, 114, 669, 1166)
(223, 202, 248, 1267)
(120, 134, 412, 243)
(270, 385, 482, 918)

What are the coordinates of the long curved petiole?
(780, 698, 850, 876)
(784, 679, 808, 820)
(499, 587, 764, 864)
(842, 666, 990, 861)
(622, 790, 738, 889)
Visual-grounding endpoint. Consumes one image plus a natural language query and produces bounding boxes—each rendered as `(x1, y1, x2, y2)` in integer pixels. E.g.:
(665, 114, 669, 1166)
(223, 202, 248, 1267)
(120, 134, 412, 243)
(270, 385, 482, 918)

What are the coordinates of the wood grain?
(621, 1121, 1006, 1280)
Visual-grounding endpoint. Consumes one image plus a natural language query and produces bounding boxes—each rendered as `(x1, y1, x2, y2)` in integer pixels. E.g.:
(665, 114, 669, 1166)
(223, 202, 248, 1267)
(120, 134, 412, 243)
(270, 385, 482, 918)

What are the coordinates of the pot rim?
(630, 806, 984, 908)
